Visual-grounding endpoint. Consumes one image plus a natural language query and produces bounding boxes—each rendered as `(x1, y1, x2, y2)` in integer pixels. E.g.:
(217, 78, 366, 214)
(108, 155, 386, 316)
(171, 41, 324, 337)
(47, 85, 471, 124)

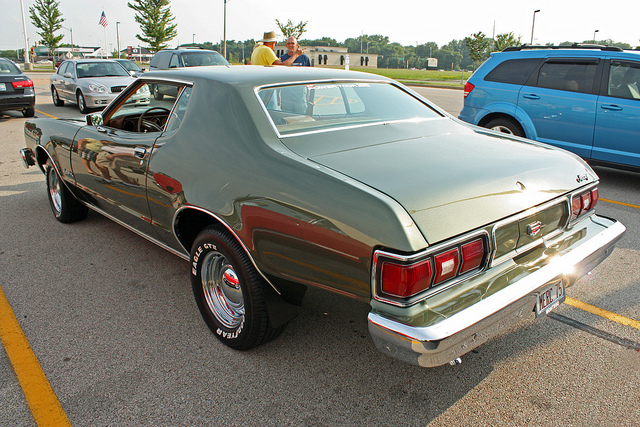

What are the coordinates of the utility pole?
(20, 0, 31, 70)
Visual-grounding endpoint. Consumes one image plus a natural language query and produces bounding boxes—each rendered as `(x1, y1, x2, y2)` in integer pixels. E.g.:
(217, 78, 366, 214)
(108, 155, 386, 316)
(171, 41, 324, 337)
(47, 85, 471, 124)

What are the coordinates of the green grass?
(349, 67, 471, 86)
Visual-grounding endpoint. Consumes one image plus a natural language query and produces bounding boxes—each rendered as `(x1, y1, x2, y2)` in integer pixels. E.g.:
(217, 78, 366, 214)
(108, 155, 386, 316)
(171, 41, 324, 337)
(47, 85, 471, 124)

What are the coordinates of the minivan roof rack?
(503, 44, 623, 52)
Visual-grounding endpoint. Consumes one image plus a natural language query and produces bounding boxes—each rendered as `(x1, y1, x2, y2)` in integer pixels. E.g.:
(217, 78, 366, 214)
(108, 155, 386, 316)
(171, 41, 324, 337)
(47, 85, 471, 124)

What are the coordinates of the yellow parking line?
(0, 286, 71, 427)
(35, 109, 58, 119)
(600, 198, 640, 210)
(566, 297, 640, 331)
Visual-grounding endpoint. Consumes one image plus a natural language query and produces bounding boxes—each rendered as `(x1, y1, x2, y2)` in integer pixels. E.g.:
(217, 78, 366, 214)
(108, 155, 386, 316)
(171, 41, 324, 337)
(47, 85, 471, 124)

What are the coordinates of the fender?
(474, 102, 539, 140)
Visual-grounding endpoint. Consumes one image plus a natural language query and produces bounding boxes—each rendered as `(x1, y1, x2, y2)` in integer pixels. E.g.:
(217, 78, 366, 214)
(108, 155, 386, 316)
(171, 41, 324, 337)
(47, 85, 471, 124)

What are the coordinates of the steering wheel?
(137, 107, 171, 132)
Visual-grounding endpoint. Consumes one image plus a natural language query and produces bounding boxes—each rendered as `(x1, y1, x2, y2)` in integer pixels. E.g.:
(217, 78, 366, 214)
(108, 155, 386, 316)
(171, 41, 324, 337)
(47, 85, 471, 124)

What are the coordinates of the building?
(274, 45, 378, 68)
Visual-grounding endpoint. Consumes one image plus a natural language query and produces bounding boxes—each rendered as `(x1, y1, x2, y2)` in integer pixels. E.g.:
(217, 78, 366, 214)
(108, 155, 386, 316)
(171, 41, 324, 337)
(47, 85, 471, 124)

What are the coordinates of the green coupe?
(20, 66, 625, 367)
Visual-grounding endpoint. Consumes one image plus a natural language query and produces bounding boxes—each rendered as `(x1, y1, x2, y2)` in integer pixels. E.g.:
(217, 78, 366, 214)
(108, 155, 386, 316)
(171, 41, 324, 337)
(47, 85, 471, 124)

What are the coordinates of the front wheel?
(51, 86, 64, 106)
(190, 226, 285, 350)
(484, 117, 525, 137)
(77, 91, 89, 114)
(45, 160, 88, 223)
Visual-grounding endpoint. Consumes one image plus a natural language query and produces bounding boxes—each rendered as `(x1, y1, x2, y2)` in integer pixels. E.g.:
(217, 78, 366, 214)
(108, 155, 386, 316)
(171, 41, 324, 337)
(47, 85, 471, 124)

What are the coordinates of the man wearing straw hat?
(251, 31, 306, 66)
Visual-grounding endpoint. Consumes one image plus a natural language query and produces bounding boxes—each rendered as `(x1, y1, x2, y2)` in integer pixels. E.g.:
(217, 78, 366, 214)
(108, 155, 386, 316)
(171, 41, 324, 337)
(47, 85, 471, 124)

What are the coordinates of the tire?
(51, 86, 64, 106)
(77, 91, 89, 114)
(45, 160, 88, 223)
(190, 226, 284, 350)
(23, 107, 35, 117)
(484, 117, 525, 137)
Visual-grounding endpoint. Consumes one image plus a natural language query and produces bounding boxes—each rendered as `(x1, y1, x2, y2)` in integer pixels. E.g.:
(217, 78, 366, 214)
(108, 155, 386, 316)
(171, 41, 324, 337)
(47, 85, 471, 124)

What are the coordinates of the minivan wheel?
(485, 118, 525, 137)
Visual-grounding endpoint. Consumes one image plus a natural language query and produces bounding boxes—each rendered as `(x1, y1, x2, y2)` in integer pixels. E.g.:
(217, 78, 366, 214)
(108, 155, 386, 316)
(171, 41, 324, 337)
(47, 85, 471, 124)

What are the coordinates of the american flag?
(99, 11, 108, 27)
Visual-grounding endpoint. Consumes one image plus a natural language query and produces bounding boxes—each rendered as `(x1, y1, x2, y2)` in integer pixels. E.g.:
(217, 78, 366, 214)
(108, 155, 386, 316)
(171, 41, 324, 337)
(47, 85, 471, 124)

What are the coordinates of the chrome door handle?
(133, 147, 147, 159)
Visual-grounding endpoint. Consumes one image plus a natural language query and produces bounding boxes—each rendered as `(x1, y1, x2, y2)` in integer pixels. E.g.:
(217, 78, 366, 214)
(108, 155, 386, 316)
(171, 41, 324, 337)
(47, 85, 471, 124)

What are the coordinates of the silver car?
(50, 59, 137, 113)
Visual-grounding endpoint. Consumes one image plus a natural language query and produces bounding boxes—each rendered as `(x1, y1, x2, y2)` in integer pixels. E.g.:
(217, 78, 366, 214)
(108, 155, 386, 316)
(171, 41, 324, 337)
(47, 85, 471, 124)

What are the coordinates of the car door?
(51, 62, 68, 100)
(69, 81, 169, 237)
(517, 58, 601, 159)
(593, 59, 640, 167)
(62, 62, 79, 101)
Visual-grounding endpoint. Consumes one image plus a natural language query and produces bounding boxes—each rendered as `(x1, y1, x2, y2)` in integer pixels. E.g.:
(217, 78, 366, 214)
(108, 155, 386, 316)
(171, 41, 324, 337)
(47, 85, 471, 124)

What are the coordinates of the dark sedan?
(20, 66, 624, 367)
(0, 58, 35, 117)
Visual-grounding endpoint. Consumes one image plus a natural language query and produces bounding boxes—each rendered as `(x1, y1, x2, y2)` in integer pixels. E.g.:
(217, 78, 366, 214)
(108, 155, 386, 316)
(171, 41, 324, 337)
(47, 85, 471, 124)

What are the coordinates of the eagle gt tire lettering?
(190, 226, 283, 350)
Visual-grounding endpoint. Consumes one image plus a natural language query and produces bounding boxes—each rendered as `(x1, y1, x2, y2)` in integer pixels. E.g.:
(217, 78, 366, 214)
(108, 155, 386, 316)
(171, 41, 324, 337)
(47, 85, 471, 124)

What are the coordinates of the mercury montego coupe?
(20, 66, 625, 367)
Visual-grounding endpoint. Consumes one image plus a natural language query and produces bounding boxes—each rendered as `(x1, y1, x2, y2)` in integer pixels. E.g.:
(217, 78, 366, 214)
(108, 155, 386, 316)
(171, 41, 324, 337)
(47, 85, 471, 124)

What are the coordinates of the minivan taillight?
(463, 82, 475, 98)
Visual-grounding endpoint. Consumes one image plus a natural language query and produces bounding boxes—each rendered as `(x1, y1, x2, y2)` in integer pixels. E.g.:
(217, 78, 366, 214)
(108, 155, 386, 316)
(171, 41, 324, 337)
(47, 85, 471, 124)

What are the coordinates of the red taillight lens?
(572, 187, 599, 221)
(12, 79, 34, 89)
(381, 259, 432, 298)
(460, 239, 485, 274)
(433, 248, 460, 284)
(590, 188, 599, 209)
(463, 82, 475, 98)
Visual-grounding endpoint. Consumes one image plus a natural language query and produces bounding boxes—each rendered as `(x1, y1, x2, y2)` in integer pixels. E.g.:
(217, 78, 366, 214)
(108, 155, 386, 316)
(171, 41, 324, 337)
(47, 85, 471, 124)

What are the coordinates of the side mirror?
(63, 72, 73, 78)
(86, 113, 103, 126)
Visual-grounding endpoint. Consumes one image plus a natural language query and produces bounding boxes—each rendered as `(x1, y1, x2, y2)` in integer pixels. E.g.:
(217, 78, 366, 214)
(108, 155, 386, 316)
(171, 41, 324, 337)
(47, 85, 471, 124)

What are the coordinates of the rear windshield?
(258, 82, 442, 136)
(0, 60, 21, 74)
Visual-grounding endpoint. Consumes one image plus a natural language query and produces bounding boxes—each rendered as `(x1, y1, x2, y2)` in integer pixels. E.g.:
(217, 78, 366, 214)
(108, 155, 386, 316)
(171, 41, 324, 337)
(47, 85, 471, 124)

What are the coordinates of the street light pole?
(62, 26, 74, 58)
(530, 9, 540, 45)
(116, 22, 120, 59)
(593, 29, 599, 43)
(19, 0, 31, 69)
(223, 0, 228, 59)
(193, 33, 195, 44)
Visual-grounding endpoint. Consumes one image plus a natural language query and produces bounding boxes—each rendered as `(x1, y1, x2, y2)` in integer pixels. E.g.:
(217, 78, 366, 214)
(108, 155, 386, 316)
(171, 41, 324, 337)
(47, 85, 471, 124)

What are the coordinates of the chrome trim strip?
(173, 205, 281, 295)
(368, 219, 625, 343)
(371, 230, 491, 307)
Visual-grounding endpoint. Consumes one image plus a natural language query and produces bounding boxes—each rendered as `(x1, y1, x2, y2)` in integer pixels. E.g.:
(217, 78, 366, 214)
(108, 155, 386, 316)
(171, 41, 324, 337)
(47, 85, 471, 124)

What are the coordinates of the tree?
(127, 0, 178, 52)
(464, 31, 491, 70)
(275, 19, 308, 39)
(29, 0, 64, 67)
(493, 32, 521, 52)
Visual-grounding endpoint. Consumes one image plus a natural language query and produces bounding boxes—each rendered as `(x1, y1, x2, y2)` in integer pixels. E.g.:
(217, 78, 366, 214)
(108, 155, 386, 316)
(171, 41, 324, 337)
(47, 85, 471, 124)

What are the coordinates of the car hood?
(79, 76, 135, 88)
(295, 120, 596, 244)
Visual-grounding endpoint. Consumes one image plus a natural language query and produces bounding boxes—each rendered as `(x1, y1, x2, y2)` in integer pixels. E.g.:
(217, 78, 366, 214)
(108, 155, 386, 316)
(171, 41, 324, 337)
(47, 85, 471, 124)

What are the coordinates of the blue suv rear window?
(485, 58, 540, 85)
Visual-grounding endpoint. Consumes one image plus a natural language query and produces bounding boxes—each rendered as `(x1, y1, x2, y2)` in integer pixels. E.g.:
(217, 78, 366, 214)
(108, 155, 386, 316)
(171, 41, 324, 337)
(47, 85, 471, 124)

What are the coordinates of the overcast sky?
(3, 0, 639, 53)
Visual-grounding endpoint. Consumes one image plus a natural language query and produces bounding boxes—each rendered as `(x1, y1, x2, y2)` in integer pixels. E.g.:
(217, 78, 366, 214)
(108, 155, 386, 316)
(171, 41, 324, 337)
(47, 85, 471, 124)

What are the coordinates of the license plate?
(535, 280, 565, 318)
(0, 83, 5, 91)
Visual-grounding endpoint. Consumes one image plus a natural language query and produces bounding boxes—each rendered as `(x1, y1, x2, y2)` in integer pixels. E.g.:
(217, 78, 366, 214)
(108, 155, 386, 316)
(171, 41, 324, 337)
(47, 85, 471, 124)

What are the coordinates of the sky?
(3, 0, 639, 53)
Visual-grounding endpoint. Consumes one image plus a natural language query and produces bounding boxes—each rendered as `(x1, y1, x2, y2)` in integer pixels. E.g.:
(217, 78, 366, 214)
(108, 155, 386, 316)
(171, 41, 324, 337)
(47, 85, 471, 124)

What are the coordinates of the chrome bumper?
(368, 218, 626, 367)
(20, 147, 36, 168)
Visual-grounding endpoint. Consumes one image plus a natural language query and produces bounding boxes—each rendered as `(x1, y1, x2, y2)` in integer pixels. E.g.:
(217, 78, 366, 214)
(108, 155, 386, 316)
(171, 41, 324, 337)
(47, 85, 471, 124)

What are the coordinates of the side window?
(607, 61, 640, 100)
(169, 54, 179, 68)
(58, 62, 69, 75)
(485, 58, 540, 85)
(164, 86, 192, 133)
(101, 81, 188, 133)
(536, 61, 598, 94)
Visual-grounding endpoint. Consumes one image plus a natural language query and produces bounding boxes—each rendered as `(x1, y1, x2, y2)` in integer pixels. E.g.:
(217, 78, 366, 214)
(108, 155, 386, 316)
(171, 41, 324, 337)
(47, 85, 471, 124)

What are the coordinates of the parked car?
(459, 45, 640, 170)
(50, 59, 137, 113)
(0, 57, 35, 117)
(148, 48, 229, 100)
(114, 58, 145, 77)
(20, 66, 624, 367)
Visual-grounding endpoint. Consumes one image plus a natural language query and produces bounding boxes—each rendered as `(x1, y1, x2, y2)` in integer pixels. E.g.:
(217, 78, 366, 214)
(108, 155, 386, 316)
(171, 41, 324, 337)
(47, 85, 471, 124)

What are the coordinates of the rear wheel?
(51, 86, 64, 106)
(485, 117, 525, 137)
(77, 91, 89, 114)
(23, 107, 35, 117)
(191, 226, 285, 350)
(45, 160, 88, 223)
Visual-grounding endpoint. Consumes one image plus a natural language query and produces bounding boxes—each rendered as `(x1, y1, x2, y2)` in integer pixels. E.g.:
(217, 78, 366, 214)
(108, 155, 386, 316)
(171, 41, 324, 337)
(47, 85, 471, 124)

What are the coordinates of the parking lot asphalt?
(0, 74, 638, 426)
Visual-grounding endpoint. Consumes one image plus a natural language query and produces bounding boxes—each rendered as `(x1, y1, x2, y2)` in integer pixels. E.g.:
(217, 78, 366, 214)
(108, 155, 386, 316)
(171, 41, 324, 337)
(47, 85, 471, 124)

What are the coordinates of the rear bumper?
(368, 217, 625, 367)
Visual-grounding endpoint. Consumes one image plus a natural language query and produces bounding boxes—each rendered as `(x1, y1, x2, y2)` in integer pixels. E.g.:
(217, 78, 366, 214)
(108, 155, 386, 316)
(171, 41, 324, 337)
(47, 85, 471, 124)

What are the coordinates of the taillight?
(571, 187, 599, 221)
(377, 236, 488, 301)
(12, 79, 34, 89)
(460, 239, 485, 274)
(463, 82, 475, 98)
(381, 259, 432, 298)
(433, 248, 460, 284)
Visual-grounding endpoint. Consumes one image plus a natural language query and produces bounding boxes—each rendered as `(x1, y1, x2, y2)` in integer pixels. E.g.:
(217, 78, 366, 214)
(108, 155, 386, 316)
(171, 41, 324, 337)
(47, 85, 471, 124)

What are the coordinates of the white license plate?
(0, 83, 5, 91)
(536, 280, 565, 317)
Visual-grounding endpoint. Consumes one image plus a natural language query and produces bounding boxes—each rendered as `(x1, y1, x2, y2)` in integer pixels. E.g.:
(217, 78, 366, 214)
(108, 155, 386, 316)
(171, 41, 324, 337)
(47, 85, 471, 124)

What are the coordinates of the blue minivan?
(459, 45, 640, 170)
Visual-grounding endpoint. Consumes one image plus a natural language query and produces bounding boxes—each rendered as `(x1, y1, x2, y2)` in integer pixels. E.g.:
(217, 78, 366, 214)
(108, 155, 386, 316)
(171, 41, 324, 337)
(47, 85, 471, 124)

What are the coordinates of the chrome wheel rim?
(491, 125, 514, 134)
(77, 93, 85, 111)
(48, 168, 62, 214)
(201, 251, 245, 329)
(52, 88, 59, 103)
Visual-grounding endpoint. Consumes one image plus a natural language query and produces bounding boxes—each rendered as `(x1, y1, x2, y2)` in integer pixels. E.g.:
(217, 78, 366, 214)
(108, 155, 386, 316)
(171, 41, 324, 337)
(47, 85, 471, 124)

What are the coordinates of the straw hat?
(259, 31, 278, 43)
